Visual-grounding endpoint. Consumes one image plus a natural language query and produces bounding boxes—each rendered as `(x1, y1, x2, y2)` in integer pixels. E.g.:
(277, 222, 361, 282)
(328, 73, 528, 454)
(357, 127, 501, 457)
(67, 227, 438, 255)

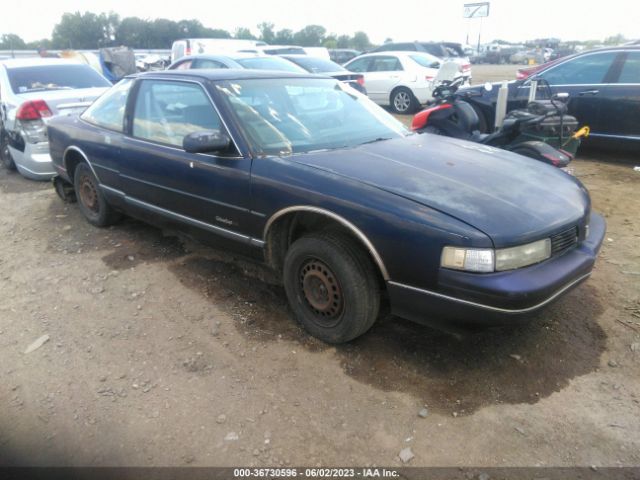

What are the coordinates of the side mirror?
(183, 130, 231, 154)
(484, 82, 493, 92)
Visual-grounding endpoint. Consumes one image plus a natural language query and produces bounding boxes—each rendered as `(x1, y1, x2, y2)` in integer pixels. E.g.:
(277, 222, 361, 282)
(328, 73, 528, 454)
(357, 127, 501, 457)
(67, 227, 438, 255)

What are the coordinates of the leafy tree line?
(0, 12, 372, 50)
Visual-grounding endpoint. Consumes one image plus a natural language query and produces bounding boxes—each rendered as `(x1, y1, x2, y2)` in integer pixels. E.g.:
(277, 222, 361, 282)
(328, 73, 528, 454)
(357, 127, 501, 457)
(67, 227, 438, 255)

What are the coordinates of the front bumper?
(388, 212, 606, 324)
(9, 143, 56, 180)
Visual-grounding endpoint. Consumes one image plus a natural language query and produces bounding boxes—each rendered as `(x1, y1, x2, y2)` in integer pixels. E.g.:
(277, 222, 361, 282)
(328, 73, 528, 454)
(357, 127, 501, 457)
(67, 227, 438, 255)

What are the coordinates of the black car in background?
(458, 46, 640, 146)
(328, 49, 361, 65)
(279, 55, 367, 94)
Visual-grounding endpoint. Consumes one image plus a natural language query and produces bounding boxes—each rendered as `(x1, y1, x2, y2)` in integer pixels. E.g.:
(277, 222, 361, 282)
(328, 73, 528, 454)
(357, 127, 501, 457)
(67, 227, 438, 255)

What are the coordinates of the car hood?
(289, 134, 589, 246)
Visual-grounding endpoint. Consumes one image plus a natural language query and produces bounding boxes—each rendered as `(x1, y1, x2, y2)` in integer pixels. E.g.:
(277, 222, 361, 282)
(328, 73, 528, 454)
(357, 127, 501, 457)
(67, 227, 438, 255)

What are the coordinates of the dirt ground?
(1, 66, 639, 468)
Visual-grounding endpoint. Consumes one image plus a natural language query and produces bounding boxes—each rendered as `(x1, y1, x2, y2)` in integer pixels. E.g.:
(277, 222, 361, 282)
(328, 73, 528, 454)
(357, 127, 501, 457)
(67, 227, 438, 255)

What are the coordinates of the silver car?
(0, 58, 110, 180)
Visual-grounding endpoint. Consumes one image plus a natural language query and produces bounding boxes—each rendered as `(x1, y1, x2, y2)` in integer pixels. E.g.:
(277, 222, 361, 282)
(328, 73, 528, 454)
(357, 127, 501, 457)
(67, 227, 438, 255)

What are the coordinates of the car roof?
(0, 58, 86, 68)
(351, 51, 432, 59)
(131, 69, 325, 81)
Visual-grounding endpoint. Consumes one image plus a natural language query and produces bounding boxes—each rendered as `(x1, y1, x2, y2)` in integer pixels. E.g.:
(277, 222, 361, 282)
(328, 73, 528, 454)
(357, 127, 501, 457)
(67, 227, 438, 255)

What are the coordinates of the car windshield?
(216, 78, 409, 156)
(233, 57, 306, 73)
(409, 53, 441, 68)
(285, 57, 346, 73)
(7, 64, 110, 93)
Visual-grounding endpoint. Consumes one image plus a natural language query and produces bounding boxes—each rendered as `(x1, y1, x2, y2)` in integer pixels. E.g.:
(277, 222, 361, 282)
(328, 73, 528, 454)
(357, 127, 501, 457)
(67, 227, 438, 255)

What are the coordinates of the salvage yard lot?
(1, 65, 639, 467)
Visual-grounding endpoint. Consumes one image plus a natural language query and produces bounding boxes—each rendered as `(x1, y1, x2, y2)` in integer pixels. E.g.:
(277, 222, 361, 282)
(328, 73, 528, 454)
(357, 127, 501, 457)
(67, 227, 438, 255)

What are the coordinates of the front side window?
(132, 80, 223, 148)
(617, 51, 640, 83)
(538, 52, 618, 85)
(216, 78, 408, 156)
(81, 79, 132, 132)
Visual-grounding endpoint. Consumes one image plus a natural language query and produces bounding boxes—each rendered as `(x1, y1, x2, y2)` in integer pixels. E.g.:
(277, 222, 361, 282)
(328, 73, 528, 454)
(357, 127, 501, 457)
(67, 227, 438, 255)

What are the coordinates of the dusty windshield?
(215, 78, 409, 156)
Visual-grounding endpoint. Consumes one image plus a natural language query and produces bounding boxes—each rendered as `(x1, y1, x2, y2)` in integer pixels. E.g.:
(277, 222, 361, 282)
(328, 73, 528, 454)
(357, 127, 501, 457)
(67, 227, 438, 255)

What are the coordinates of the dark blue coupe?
(47, 70, 605, 343)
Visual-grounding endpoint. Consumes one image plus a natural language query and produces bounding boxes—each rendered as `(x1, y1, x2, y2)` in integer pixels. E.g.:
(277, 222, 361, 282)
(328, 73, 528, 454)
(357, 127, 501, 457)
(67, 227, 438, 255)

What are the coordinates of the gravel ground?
(0, 66, 639, 468)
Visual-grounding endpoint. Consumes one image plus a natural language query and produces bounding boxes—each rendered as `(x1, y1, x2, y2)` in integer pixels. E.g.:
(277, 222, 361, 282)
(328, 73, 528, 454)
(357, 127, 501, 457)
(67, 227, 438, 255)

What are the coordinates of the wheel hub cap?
(79, 174, 99, 213)
(300, 259, 343, 319)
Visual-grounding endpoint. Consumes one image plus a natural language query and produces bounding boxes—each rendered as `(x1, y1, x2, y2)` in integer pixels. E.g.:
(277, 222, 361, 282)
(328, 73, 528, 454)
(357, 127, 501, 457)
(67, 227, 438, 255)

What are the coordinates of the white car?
(344, 52, 462, 114)
(0, 58, 110, 180)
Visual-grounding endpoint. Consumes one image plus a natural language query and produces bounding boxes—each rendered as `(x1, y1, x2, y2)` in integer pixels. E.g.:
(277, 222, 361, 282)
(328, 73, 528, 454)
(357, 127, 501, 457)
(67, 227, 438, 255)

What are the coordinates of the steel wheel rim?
(79, 173, 99, 214)
(394, 91, 411, 112)
(299, 258, 344, 325)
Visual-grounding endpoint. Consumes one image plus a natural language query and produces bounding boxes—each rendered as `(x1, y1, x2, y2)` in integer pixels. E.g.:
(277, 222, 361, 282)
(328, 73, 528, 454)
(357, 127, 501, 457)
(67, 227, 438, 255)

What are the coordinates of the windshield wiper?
(359, 137, 392, 146)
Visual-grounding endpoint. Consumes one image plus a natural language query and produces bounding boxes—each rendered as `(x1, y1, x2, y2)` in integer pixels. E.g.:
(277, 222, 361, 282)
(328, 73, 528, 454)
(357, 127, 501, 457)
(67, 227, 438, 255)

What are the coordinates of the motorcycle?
(411, 76, 590, 168)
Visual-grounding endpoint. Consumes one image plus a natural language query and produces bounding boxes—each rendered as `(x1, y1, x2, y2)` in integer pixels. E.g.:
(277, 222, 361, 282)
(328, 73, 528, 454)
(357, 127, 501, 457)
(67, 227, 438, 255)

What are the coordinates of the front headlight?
(441, 238, 552, 273)
(495, 238, 551, 271)
(441, 247, 494, 273)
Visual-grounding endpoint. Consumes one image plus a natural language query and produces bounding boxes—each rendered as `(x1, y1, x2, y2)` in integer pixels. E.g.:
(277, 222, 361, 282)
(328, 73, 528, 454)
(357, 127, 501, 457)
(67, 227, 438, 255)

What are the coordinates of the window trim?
(126, 77, 244, 158)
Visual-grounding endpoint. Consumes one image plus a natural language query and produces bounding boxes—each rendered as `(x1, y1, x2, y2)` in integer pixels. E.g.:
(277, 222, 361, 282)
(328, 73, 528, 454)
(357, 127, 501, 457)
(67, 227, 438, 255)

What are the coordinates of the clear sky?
(1, 0, 638, 45)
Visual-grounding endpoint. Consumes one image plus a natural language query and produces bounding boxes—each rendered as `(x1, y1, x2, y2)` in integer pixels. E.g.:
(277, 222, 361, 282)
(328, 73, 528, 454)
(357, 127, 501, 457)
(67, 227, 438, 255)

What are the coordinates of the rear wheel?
(390, 87, 419, 114)
(283, 232, 380, 343)
(74, 162, 121, 227)
(0, 129, 16, 171)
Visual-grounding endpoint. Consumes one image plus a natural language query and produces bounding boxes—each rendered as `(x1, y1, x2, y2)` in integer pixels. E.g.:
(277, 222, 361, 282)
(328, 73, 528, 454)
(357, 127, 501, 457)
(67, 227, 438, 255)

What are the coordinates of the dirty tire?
(390, 87, 419, 114)
(0, 129, 16, 171)
(283, 232, 380, 344)
(74, 162, 121, 227)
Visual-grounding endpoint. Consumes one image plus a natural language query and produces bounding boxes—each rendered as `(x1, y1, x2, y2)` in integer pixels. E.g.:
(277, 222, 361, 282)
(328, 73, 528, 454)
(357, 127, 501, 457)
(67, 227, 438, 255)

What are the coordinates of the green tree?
(115, 17, 150, 47)
(293, 25, 326, 47)
(257, 22, 276, 44)
(350, 31, 371, 51)
(52, 11, 119, 49)
(274, 29, 294, 44)
(234, 27, 256, 40)
(323, 35, 337, 49)
(202, 28, 231, 39)
(336, 35, 350, 48)
(0, 34, 26, 50)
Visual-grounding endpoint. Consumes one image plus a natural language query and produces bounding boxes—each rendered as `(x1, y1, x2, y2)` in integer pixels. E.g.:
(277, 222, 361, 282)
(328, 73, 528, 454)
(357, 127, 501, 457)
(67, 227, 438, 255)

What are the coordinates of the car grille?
(551, 226, 578, 256)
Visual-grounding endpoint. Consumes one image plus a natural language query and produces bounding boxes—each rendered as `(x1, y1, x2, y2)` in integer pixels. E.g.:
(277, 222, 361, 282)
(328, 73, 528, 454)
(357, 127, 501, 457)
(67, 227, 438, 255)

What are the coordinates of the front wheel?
(74, 162, 121, 227)
(390, 87, 419, 114)
(283, 232, 380, 343)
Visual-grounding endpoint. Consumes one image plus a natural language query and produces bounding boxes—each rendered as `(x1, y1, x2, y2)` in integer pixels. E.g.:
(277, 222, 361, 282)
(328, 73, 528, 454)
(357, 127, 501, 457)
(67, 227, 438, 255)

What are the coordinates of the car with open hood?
(46, 70, 605, 343)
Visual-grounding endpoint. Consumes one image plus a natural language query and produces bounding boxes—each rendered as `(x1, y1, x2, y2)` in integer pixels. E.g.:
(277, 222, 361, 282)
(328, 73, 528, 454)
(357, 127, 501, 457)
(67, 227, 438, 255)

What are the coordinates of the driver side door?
(118, 78, 254, 240)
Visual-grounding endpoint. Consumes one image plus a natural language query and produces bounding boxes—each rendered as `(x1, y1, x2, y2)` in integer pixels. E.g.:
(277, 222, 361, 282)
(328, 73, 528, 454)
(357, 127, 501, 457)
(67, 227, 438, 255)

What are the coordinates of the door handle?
(578, 89, 599, 96)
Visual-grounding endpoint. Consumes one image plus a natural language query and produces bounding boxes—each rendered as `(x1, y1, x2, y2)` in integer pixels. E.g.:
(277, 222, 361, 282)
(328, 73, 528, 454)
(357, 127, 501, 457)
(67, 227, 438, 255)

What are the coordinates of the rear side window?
(410, 54, 441, 68)
(617, 51, 640, 83)
(7, 64, 110, 93)
(81, 79, 132, 132)
(369, 56, 403, 72)
(345, 58, 370, 72)
(539, 52, 617, 85)
(132, 80, 223, 148)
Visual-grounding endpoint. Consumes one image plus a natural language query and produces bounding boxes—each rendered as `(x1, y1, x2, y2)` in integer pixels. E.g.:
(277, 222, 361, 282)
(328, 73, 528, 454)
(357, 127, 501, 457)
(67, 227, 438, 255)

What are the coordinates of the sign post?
(463, 2, 490, 55)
